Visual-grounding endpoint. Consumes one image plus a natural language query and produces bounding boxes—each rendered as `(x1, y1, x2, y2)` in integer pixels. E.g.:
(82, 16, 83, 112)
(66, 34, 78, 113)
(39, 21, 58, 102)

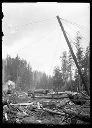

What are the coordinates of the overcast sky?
(2, 2, 90, 76)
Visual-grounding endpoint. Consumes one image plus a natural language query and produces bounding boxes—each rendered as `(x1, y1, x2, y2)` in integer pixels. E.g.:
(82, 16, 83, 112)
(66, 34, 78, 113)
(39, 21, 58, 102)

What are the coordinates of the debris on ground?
(3, 90, 90, 125)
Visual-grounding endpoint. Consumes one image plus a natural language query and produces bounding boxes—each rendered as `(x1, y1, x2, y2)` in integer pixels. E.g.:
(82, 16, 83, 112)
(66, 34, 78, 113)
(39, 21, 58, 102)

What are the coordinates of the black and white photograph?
(2, 2, 90, 125)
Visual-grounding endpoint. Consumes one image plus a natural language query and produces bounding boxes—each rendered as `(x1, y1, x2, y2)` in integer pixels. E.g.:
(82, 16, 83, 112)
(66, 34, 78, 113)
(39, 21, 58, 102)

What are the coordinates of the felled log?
(10, 102, 34, 106)
(70, 99, 90, 105)
(68, 92, 90, 105)
(40, 106, 90, 123)
(63, 108, 90, 122)
(42, 107, 65, 116)
(34, 94, 68, 99)
(57, 98, 70, 108)
(42, 101, 57, 109)
(81, 92, 90, 100)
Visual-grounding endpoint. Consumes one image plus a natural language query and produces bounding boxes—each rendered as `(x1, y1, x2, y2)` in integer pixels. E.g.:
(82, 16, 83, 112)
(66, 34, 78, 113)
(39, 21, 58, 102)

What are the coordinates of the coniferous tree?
(61, 51, 69, 89)
(67, 50, 74, 91)
(53, 66, 63, 92)
(74, 32, 84, 92)
(4, 55, 33, 92)
(82, 45, 90, 91)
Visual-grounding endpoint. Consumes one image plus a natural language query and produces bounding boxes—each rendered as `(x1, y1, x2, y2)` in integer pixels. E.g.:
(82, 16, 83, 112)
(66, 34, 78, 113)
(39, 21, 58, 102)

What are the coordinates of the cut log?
(70, 99, 87, 105)
(68, 93, 90, 105)
(68, 92, 89, 99)
(34, 94, 68, 99)
(63, 108, 90, 122)
(81, 92, 90, 100)
(41, 106, 90, 123)
(42, 107, 65, 116)
(42, 100, 57, 109)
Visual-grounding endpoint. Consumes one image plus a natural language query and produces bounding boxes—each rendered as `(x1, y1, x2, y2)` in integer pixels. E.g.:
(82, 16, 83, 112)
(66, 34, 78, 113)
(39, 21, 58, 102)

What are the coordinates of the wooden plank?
(42, 107, 65, 116)
(10, 102, 34, 106)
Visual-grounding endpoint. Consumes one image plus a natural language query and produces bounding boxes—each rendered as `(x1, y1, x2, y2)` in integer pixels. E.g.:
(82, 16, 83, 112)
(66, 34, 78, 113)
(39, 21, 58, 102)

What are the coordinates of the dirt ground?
(3, 92, 90, 125)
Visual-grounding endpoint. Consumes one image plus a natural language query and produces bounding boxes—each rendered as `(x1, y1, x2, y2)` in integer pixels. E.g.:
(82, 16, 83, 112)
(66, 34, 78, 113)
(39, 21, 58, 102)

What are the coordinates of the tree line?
(53, 33, 90, 92)
(2, 33, 90, 93)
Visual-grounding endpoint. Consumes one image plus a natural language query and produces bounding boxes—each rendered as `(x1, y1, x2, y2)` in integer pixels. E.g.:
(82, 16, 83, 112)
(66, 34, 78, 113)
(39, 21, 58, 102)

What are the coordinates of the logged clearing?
(3, 91, 90, 125)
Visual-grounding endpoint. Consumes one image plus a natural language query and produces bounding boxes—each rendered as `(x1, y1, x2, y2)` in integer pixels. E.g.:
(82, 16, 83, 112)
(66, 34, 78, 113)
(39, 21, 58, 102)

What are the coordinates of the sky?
(2, 2, 90, 76)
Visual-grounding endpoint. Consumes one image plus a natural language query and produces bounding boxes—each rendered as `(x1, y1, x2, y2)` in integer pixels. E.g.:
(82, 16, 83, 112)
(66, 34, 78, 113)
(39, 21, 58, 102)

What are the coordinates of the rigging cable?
(7, 16, 56, 32)
(59, 17, 89, 32)
(60, 18, 90, 43)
